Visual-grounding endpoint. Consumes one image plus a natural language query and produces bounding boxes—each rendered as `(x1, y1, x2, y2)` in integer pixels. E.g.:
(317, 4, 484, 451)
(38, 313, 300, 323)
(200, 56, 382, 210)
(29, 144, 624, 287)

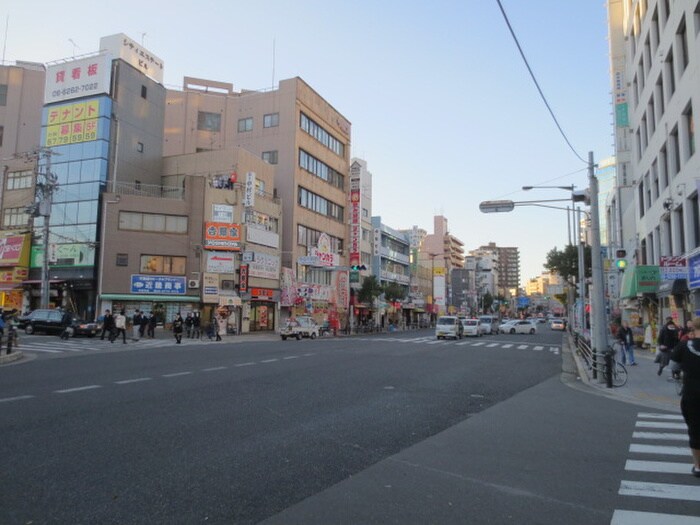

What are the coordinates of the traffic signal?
(350, 264, 367, 271)
(615, 259, 627, 271)
(614, 249, 627, 271)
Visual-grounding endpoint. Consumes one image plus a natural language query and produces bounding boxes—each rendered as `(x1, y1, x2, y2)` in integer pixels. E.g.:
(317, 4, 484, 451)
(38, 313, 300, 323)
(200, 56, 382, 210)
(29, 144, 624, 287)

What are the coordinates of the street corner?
(0, 350, 25, 365)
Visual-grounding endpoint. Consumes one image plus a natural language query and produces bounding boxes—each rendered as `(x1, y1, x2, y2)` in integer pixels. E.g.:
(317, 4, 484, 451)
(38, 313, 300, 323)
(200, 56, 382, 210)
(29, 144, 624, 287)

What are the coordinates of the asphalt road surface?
(1, 328, 698, 524)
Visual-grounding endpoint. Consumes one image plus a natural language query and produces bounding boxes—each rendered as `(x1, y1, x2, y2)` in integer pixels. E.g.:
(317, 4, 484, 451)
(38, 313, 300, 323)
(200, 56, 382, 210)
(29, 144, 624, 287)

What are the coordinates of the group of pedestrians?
(171, 312, 225, 343)
(99, 309, 156, 344)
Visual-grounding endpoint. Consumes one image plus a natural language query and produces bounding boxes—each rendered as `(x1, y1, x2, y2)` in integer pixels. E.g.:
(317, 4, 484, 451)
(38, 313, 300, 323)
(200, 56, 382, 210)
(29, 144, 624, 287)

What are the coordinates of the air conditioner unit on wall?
(188, 279, 200, 289)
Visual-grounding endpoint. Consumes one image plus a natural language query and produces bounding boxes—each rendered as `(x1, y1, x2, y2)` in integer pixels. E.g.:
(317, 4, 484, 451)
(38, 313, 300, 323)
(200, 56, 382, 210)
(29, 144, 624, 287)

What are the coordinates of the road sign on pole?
(479, 200, 515, 213)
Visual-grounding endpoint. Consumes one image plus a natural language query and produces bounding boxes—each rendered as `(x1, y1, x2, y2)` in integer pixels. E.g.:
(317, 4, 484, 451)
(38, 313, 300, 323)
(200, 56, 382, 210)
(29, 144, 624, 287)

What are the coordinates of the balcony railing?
(107, 180, 184, 200)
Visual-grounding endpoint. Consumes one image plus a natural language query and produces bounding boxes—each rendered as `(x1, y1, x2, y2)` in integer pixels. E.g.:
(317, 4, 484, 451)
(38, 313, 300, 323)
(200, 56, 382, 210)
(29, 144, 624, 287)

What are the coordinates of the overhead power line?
(495, 0, 588, 165)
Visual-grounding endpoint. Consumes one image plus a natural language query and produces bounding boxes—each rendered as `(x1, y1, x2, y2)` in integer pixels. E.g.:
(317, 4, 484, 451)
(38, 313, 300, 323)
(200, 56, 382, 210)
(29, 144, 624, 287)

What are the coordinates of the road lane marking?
(517, 345, 528, 349)
(115, 377, 152, 384)
(501, 344, 513, 348)
(235, 362, 256, 367)
(486, 343, 499, 348)
(629, 444, 691, 456)
(632, 431, 688, 441)
(635, 421, 687, 430)
(162, 371, 193, 378)
(0, 395, 35, 403)
(302, 353, 315, 356)
(533, 346, 544, 351)
(612, 510, 700, 524)
(471, 342, 485, 347)
(619, 480, 700, 501)
(201, 366, 227, 372)
(625, 460, 693, 474)
(638, 413, 684, 420)
(260, 358, 278, 363)
(23, 347, 63, 353)
(283, 356, 300, 360)
(54, 385, 102, 394)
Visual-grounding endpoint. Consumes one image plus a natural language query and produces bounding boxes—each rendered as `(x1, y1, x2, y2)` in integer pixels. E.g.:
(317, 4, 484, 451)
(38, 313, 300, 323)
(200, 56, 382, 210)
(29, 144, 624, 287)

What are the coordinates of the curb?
(0, 350, 24, 365)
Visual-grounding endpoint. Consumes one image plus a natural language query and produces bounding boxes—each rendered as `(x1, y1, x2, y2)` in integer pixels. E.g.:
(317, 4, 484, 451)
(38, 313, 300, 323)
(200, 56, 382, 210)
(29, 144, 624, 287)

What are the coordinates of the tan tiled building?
(164, 76, 351, 323)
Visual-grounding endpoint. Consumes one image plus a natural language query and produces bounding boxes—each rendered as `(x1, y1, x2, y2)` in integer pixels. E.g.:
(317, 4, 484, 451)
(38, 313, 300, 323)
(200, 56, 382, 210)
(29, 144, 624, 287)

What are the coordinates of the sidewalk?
(566, 333, 682, 413)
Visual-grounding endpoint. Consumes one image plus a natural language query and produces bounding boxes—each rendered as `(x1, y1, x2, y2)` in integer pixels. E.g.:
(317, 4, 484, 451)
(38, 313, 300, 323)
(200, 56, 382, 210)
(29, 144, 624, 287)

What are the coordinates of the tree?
(543, 244, 592, 283)
(482, 291, 493, 313)
(383, 282, 407, 302)
(357, 275, 383, 304)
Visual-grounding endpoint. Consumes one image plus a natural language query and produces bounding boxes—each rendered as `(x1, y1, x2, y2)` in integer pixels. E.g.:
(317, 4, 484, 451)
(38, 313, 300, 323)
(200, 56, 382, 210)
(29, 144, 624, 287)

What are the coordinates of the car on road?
(435, 316, 463, 340)
(460, 318, 482, 337)
(504, 320, 538, 335)
(22, 309, 98, 337)
(478, 315, 497, 335)
(550, 318, 566, 331)
(495, 320, 517, 334)
(280, 316, 320, 340)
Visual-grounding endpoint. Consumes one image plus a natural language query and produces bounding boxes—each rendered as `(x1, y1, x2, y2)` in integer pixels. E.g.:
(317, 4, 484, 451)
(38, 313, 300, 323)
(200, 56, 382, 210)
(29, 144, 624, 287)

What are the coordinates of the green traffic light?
(615, 259, 627, 270)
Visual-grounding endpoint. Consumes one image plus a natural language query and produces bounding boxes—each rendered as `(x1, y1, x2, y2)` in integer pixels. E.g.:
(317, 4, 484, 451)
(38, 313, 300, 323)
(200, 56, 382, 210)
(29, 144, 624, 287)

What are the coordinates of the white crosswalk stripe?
(18, 337, 206, 354)
(613, 411, 699, 523)
(342, 336, 563, 356)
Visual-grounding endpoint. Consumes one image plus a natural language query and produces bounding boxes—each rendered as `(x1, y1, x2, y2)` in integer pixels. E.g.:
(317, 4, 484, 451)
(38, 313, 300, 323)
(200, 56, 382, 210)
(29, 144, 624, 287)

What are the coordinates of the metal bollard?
(604, 350, 613, 388)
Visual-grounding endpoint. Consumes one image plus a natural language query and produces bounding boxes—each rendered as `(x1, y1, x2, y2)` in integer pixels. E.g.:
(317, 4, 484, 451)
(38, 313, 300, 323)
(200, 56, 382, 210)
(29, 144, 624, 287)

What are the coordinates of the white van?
(478, 315, 497, 335)
(435, 316, 463, 340)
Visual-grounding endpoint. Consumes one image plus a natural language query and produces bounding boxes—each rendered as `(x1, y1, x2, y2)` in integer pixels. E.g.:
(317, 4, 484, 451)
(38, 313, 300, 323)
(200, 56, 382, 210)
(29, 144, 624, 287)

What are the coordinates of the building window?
(671, 126, 681, 176)
(238, 117, 253, 133)
(299, 112, 345, 157)
(116, 253, 129, 266)
(695, 1, 700, 36)
(141, 85, 147, 99)
(691, 193, 700, 249)
(262, 150, 278, 165)
(0, 125, 3, 147)
(677, 206, 686, 253)
(297, 224, 343, 253)
(677, 16, 689, 74)
(0, 84, 6, 106)
(3, 207, 30, 228)
(6, 170, 33, 190)
(299, 149, 345, 190)
(684, 104, 695, 158)
(263, 113, 279, 128)
(244, 210, 279, 233)
(638, 182, 645, 218)
(197, 111, 222, 132)
(665, 49, 676, 100)
(297, 187, 344, 222)
(118, 211, 188, 233)
(136, 142, 144, 153)
(140, 255, 187, 275)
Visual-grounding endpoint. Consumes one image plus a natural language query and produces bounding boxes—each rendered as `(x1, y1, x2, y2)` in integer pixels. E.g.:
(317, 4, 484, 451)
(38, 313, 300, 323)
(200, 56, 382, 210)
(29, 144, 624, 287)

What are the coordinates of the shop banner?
(335, 270, 349, 309)
(660, 255, 688, 280)
(0, 235, 30, 266)
(130, 275, 186, 294)
(202, 273, 219, 303)
(248, 252, 280, 280)
(206, 252, 235, 273)
(239, 264, 249, 293)
(204, 222, 241, 251)
(280, 267, 297, 307)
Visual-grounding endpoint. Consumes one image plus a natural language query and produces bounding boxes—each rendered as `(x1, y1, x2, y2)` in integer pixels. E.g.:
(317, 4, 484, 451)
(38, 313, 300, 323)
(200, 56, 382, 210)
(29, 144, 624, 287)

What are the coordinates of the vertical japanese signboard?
(243, 172, 256, 208)
(239, 264, 249, 293)
(349, 163, 361, 267)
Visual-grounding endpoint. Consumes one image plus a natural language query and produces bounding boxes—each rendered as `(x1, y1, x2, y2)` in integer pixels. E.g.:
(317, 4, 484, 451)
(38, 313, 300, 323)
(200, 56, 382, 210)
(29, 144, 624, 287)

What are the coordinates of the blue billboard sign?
(130, 275, 187, 295)
(688, 253, 700, 290)
(517, 296, 530, 308)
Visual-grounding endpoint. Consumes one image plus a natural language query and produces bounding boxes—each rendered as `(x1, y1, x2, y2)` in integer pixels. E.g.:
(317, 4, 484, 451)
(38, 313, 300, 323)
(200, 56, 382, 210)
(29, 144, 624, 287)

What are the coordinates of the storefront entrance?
(249, 301, 276, 331)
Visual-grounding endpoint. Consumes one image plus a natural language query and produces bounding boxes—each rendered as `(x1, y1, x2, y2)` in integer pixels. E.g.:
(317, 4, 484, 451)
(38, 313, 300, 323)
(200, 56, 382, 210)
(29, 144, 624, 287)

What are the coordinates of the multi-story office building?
(371, 216, 411, 326)
(478, 242, 520, 298)
(349, 158, 373, 280)
(608, 0, 700, 322)
(0, 35, 167, 317)
(0, 61, 45, 312)
(164, 76, 351, 324)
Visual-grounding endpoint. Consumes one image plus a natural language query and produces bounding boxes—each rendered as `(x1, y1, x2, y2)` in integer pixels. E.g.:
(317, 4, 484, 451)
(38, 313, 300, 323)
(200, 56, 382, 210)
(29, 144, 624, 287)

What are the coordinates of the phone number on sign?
(51, 83, 100, 98)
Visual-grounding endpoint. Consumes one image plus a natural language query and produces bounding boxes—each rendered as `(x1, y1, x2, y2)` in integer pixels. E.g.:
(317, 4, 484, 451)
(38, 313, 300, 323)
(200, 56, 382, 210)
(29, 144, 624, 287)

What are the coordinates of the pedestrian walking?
(147, 311, 157, 338)
(173, 313, 184, 344)
(100, 309, 114, 340)
(185, 312, 194, 338)
(617, 320, 637, 366)
(670, 317, 700, 478)
(110, 310, 127, 343)
(191, 312, 201, 339)
(131, 310, 142, 341)
(139, 311, 149, 339)
(216, 314, 226, 341)
(657, 317, 680, 375)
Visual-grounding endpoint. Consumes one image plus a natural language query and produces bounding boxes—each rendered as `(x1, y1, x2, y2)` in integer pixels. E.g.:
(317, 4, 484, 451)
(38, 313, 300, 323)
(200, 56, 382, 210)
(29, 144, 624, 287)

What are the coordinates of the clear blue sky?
(2, 1, 612, 286)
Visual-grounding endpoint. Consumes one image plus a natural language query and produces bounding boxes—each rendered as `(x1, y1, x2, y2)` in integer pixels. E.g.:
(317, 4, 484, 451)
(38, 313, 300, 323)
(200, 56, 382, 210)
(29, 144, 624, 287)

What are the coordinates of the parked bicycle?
(584, 343, 628, 387)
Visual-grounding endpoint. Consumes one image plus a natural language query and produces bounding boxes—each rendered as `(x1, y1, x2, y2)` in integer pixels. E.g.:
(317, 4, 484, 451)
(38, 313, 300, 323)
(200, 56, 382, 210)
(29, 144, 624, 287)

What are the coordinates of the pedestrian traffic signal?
(350, 264, 367, 271)
(615, 258, 627, 271)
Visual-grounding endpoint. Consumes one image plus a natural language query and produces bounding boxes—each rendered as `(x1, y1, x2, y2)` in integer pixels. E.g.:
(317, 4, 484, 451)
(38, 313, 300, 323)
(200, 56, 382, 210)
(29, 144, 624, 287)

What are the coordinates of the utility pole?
(588, 151, 608, 372)
(30, 148, 58, 309)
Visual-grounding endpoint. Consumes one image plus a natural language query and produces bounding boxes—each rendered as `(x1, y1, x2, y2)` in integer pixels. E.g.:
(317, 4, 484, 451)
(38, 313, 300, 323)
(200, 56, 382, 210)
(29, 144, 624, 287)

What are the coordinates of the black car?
(22, 309, 97, 337)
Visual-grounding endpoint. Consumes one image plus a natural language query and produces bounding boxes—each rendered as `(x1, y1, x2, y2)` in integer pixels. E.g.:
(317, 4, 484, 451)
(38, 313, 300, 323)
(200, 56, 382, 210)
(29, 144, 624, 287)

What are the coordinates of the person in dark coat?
(173, 313, 184, 344)
(100, 309, 114, 340)
(147, 311, 157, 338)
(658, 318, 680, 375)
(192, 312, 201, 339)
(139, 312, 149, 338)
(185, 313, 194, 338)
(617, 320, 637, 366)
(670, 317, 700, 478)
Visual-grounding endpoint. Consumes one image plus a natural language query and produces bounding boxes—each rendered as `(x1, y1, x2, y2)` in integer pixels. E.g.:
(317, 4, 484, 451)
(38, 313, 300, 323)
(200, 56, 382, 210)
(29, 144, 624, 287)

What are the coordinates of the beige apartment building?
(0, 61, 46, 312)
(100, 147, 281, 333)
(164, 76, 351, 324)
